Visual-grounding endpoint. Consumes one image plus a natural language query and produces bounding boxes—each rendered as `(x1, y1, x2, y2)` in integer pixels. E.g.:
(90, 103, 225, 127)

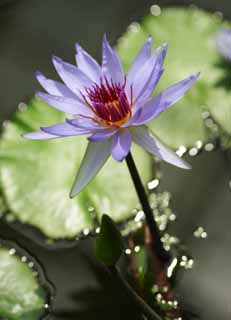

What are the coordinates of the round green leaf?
(117, 7, 231, 149)
(0, 241, 49, 320)
(207, 87, 231, 137)
(0, 98, 152, 239)
(95, 214, 123, 266)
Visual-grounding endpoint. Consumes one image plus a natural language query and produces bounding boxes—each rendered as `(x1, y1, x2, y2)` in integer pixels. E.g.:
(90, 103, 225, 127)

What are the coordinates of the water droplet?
(195, 140, 203, 149)
(28, 262, 34, 268)
(201, 111, 210, 119)
(128, 22, 140, 33)
(134, 245, 140, 253)
(148, 179, 159, 190)
(194, 226, 207, 239)
(95, 227, 100, 234)
(151, 284, 159, 293)
(21, 256, 27, 262)
(167, 257, 178, 278)
(205, 118, 214, 128)
(9, 248, 16, 255)
(204, 142, 214, 152)
(83, 228, 90, 236)
(176, 145, 187, 157)
(150, 4, 161, 16)
(18, 102, 27, 112)
(173, 300, 178, 308)
(180, 256, 194, 269)
(156, 293, 162, 302)
(161, 233, 179, 251)
(125, 248, 132, 255)
(189, 147, 198, 157)
(134, 210, 144, 222)
(2, 120, 10, 129)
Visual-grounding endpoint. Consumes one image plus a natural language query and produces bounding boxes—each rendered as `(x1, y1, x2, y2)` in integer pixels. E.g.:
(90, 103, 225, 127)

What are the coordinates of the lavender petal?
(36, 92, 93, 116)
(22, 131, 58, 140)
(66, 118, 107, 130)
(126, 36, 152, 88)
(88, 128, 118, 142)
(111, 129, 132, 162)
(102, 34, 124, 84)
(75, 44, 102, 83)
(52, 56, 94, 98)
(216, 28, 231, 61)
(35, 71, 77, 98)
(70, 140, 111, 197)
(135, 44, 167, 106)
(134, 72, 200, 125)
(127, 47, 160, 103)
(131, 126, 191, 169)
(41, 122, 91, 137)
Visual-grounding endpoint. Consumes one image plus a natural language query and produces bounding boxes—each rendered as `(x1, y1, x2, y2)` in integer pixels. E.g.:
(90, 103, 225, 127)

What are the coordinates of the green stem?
(110, 266, 162, 320)
(126, 152, 169, 262)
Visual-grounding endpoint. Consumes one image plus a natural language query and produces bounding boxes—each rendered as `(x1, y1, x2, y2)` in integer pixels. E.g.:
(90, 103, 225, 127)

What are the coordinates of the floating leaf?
(207, 87, 231, 137)
(117, 7, 231, 149)
(0, 240, 50, 320)
(0, 98, 152, 239)
(95, 214, 123, 266)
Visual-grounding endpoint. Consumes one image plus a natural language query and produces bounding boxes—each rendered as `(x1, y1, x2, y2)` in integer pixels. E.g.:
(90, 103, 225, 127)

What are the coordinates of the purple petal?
(52, 56, 94, 98)
(216, 28, 231, 61)
(35, 71, 77, 98)
(127, 47, 160, 103)
(131, 126, 191, 169)
(70, 140, 111, 197)
(134, 44, 167, 106)
(66, 118, 106, 130)
(126, 36, 152, 88)
(111, 129, 132, 162)
(36, 92, 93, 116)
(41, 122, 91, 137)
(75, 44, 102, 83)
(102, 34, 124, 83)
(22, 131, 58, 140)
(134, 72, 200, 125)
(88, 128, 118, 142)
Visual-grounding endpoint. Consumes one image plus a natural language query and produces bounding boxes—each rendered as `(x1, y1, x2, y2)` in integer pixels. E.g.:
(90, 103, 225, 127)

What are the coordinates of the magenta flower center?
(82, 78, 132, 127)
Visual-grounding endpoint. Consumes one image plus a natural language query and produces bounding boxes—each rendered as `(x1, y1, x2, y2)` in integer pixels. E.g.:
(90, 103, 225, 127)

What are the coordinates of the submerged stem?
(110, 266, 162, 320)
(126, 152, 169, 262)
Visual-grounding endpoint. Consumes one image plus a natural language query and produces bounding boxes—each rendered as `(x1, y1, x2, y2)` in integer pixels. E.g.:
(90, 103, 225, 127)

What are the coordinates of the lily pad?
(117, 7, 231, 149)
(0, 98, 152, 239)
(207, 87, 231, 137)
(0, 240, 49, 320)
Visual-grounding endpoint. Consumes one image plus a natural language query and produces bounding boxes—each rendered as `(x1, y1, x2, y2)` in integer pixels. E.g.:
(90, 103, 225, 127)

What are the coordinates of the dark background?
(0, 1, 230, 320)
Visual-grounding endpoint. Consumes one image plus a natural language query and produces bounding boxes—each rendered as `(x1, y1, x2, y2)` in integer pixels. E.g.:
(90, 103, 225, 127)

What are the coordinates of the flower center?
(82, 78, 132, 127)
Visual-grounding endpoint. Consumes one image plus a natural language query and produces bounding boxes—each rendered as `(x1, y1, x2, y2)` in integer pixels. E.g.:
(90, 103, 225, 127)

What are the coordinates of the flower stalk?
(126, 152, 169, 262)
(110, 266, 162, 320)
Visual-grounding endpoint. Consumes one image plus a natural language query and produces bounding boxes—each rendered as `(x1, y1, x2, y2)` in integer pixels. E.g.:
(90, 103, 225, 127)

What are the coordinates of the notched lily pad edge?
(0, 238, 55, 320)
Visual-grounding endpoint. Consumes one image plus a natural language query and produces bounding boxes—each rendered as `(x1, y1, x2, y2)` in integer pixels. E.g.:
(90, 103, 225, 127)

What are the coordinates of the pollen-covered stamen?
(82, 77, 132, 127)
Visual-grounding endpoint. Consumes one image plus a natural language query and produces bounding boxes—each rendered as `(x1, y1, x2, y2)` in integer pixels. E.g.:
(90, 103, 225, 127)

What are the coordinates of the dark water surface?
(0, 0, 230, 319)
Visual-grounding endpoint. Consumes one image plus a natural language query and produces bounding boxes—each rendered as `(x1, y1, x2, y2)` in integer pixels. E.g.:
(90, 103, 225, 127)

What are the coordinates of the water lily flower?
(23, 35, 200, 197)
(216, 28, 231, 61)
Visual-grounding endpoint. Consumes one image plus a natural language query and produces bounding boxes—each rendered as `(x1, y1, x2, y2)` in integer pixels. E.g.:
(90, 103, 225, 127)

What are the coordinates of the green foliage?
(0, 245, 47, 320)
(95, 214, 124, 266)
